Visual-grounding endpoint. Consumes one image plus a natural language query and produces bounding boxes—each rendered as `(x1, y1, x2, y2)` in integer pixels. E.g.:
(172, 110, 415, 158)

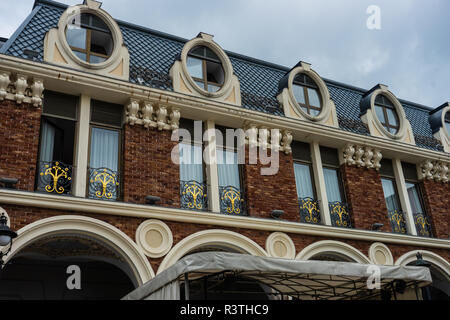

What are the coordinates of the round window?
(374, 94, 400, 134)
(65, 13, 114, 64)
(292, 73, 322, 117)
(186, 46, 225, 93)
(444, 111, 450, 135)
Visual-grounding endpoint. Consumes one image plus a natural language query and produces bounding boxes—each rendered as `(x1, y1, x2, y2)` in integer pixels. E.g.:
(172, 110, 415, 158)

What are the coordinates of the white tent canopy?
(122, 252, 432, 300)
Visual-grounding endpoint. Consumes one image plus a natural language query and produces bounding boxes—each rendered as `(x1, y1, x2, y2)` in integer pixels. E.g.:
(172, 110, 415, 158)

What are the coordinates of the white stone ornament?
(156, 106, 168, 131)
(0, 71, 11, 101)
(169, 109, 180, 130)
(126, 99, 140, 126)
(141, 102, 154, 128)
(136, 220, 173, 258)
(281, 131, 293, 155)
(30, 78, 44, 107)
(343, 144, 383, 171)
(14, 74, 28, 104)
(265, 232, 296, 259)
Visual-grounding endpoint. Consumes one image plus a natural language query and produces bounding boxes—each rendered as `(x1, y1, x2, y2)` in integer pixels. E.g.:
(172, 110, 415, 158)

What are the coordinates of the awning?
(122, 252, 432, 300)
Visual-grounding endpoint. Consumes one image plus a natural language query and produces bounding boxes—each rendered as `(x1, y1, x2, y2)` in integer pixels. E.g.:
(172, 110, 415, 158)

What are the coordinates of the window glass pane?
(39, 120, 55, 162)
(293, 84, 305, 104)
(385, 108, 399, 127)
(381, 178, 400, 211)
(310, 108, 321, 116)
(89, 127, 119, 171)
(73, 50, 87, 62)
(90, 54, 107, 64)
(207, 84, 220, 93)
(205, 60, 224, 85)
(217, 149, 240, 189)
(445, 121, 450, 134)
(66, 28, 86, 49)
(187, 57, 203, 79)
(194, 80, 205, 90)
(307, 88, 321, 108)
(294, 163, 314, 199)
(375, 105, 385, 123)
(179, 143, 203, 183)
(405, 182, 424, 214)
(90, 29, 113, 56)
(323, 168, 342, 202)
(39, 117, 76, 165)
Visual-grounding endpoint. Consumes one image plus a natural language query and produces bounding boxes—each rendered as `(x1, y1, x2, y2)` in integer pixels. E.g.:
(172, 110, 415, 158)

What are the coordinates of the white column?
(310, 142, 331, 226)
(392, 158, 417, 235)
(73, 95, 91, 198)
(204, 120, 220, 213)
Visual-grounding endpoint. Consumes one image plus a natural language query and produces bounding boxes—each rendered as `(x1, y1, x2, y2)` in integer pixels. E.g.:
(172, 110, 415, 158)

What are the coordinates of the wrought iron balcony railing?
(219, 185, 246, 216)
(329, 201, 352, 228)
(413, 212, 433, 238)
(88, 167, 120, 201)
(387, 210, 408, 234)
(37, 161, 73, 195)
(299, 197, 321, 224)
(180, 180, 208, 211)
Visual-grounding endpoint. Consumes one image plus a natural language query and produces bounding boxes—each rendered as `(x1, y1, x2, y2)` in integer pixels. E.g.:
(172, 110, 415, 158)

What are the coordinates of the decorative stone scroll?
(243, 122, 292, 155)
(126, 98, 180, 131)
(0, 71, 44, 107)
(418, 160, 449, 183)
(343, 144, 382, 171)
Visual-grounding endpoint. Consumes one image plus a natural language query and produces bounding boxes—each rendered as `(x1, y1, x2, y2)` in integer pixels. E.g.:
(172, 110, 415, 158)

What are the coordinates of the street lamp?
(413, 252, 432, 300)
(0, 213, 17, 268)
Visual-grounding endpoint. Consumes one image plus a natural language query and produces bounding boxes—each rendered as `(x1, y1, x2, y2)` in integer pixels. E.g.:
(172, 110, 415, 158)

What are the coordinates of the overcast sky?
(1, 0, 449, 108)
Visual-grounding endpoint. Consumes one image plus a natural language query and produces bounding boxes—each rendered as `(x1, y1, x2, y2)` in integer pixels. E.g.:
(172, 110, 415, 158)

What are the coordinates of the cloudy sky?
(1, 0, 449, 108)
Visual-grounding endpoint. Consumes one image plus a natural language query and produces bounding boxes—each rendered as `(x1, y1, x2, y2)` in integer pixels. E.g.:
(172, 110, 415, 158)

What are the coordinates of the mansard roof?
(0, 0, 444, 152)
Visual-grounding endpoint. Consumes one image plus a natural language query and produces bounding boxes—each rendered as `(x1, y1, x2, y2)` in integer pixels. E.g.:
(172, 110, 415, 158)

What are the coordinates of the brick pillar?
(340, 164, 391, 232)
(242, 150, 299, 222)
(122, 124, 180, 208)
(420, 179, 450, 239)
(0, 100, 42, 191)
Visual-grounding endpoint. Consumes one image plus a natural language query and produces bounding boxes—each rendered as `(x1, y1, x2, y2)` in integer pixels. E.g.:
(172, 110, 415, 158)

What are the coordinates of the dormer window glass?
(292, 73, 322, 116)
(187, 46, 225, 93)
(445, 112, 450, 134)
(374, 95, 400, 134)
(66, 13, 114, 64)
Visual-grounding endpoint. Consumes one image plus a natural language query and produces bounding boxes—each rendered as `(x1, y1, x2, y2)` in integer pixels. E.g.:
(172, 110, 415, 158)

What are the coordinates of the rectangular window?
(88, 100, 122, 201)
(36, 91, 78, 195)
(292, 141, 320, 224)
(179, 119, 207, 211)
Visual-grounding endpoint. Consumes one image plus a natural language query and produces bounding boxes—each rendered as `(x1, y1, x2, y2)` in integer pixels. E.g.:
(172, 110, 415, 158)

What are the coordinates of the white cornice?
(1, 189, 449, 249)
(0, 54, 449, 163)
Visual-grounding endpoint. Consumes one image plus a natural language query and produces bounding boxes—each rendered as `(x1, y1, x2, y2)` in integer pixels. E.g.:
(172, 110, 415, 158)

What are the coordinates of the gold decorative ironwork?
(37, 161, 72, 194)
(299, 197, 321, 224)
(180, 180, 207, 211)
(89, 168, 119, 200)
(219, 186, 245, 215)
(388, 210, 407, 234)
(413, 212, 433, 237)
(329, 202, 352, 228)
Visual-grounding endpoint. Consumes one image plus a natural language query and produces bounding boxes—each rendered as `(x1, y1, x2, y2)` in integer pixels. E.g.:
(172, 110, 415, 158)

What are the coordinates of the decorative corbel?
(126, 99, 140, 126)
(281, 131, 293, 154)
(30, 78, 44, 107)
(364, 147, 374, 169)
(0, 71, 11, 101)
(373, 149, 382, 171)
(156, 106, 168, 131)
(14, 74, 28, 104)
(141, 102, 156, 129)
(169, 108, 180, 130)
(246, 124, 258, 149)
(354, 146, 365, 168)
(343, 144, 356, 166)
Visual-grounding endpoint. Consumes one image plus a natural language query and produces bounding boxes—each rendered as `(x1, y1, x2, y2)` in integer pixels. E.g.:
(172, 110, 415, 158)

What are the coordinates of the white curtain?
(39, 120, 55, 162)
(89, 127, 119, 171)
(381, 178, 400, 211)
(323, 168, 342, 203)
(406, 182, 423, 214)
(217, 149, 240, 188)
(294, 163, 314, 199)
(179, 143, 203, 182)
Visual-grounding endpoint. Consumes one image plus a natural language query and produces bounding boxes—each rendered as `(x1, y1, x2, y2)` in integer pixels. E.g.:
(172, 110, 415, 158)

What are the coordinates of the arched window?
(66, 13, 114, 64)
(186, 46, 225, 93)
(374, 94, 400, 134)
(292, 73, 322, 116)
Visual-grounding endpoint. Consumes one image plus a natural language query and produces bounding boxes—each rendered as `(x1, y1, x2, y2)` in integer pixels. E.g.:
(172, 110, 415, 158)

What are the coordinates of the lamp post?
(413, 252, 432, 300)
(0, 213, 17, 269)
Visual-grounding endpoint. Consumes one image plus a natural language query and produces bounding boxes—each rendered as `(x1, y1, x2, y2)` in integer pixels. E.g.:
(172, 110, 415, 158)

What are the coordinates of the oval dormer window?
(66, 13, 114, 64)
(186, 46, 225, 93)
(445, 111, 450, 135)
(374, 94, 400, 134)
(292, 73, 322, 117)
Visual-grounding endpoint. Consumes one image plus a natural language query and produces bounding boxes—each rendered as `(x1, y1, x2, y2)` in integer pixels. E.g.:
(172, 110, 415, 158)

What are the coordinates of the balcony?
(387, 210, 407, 234)
(36, 161, 73, 195)
(413, 212, 433, 237)
(299, 197, 321, 224)
(88, 167, 120, 201)
(180, 180, 208, 211)
(329, 202, 352, 228)
(219, 186, 246, 216)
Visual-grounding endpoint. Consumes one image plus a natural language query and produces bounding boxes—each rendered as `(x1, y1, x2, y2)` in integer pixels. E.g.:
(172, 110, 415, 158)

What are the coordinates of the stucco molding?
(418, 159, 449, 183)
(295, 240, 371, 264)
(265, 232, 296, 259)
(135, 219, 173, 258)
(369, 242, 394, 265)
(342, 144, 382, 171)
(125, 98, 180, 131)
(242, 122, 292, 155)
(0, 71, 44, 107)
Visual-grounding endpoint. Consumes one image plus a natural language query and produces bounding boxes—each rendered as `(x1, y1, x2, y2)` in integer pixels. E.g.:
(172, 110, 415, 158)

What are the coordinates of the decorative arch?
(157, 229, 267, 274)
(2, 215, 154, 285)
(295, 240, 371, 264)
(395, 250, 450, 278)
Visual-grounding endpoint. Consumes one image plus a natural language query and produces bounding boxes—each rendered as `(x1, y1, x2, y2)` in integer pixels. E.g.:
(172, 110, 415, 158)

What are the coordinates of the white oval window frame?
(441, 106, 450, 142)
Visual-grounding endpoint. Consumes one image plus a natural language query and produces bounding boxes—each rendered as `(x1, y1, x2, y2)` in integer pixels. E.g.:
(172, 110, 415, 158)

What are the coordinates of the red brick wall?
(341, 164, 392, 232)
(122, 124, 180, 208)
(0, 100, 41, 191)
(242, 149, 299, 222)
(420, 179, 450, 239)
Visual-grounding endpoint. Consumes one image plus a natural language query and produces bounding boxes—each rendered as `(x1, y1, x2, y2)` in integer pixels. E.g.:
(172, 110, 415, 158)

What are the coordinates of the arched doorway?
(0, 234, 136, 300)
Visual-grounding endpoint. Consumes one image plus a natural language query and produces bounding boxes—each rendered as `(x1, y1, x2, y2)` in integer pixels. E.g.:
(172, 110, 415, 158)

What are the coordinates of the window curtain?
(323, 168, 342, 203)
(381, 178, 400, 211)
(179, 143, 203, 183)
(39, 120, 55, 162)
(294, 163, 314, 199)
(406, 182, 423, 214)
(217, 149, 240, 188)
(89, 127, 119, 171)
